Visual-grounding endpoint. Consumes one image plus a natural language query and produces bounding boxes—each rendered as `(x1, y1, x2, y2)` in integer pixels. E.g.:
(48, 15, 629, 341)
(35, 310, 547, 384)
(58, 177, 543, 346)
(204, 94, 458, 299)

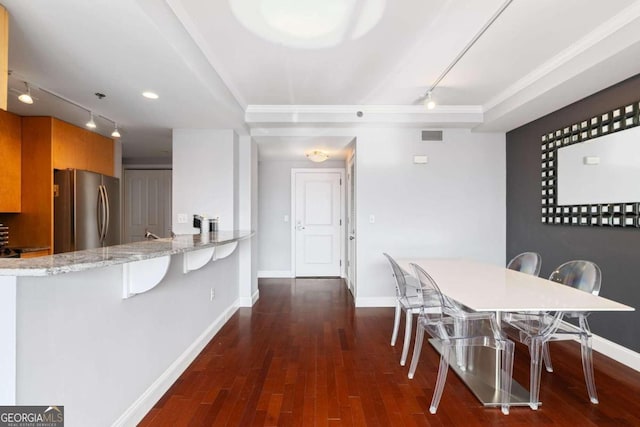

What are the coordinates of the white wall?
(258, 159, 345, 276)
(355, 128, 506, 306)
(172, 129, 238, 233)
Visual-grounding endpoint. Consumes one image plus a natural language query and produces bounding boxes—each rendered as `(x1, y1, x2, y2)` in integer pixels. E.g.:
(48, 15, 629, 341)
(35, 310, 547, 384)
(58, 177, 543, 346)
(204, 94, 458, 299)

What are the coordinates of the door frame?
(346, 151, 356, 296)
(291, 168, 346, 278)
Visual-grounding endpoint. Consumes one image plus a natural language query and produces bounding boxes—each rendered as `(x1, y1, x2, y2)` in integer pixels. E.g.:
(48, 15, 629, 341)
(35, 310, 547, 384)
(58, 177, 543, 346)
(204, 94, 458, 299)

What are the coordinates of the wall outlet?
(177, 213, 188, 224)
(369, 214, 375, 224)
(210, 288, 215, 301)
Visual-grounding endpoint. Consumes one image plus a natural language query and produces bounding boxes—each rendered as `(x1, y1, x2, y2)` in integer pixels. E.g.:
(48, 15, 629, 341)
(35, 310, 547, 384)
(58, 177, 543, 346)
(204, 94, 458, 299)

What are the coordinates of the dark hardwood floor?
(139, 278, 640, 426)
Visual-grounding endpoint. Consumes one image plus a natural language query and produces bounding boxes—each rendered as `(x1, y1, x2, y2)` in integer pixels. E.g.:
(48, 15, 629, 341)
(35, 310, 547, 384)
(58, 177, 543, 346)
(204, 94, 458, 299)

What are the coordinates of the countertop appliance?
(54, 169, 120, 253)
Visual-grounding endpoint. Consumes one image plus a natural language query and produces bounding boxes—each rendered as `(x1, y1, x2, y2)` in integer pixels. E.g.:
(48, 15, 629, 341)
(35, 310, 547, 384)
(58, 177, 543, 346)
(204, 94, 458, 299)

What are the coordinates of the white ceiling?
(4, 0, 640, 162)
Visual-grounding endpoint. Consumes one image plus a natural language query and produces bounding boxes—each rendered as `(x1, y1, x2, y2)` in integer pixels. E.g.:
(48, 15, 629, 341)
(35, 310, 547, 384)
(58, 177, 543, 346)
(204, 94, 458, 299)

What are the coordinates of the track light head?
(86, 112, 97, 129)
(18, 82, 34, 104)
(425, 91, 436, 110)
(111, 124, 121, 138)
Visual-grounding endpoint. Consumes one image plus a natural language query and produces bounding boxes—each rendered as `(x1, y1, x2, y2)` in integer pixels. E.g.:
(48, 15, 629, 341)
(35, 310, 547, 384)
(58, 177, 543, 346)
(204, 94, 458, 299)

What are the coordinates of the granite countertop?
(9, 246, 50, 253)
(0, 230, 253, 277)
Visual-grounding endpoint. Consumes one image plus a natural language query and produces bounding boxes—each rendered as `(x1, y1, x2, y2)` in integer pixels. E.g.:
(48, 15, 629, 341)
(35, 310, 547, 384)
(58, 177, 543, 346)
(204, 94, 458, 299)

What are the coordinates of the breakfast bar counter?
(0, 230, 253, 276)
(0, 230, 255, 427)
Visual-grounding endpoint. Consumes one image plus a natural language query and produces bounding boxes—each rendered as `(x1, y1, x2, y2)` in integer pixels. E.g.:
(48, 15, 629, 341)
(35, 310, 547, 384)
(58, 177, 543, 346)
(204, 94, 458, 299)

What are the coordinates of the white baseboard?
(238, 289, 260, 307)
(589, 331, 640, 372)
(258, 270, 293, 278)
(355, 296, 396, 308)
(113, 302, 239, 426)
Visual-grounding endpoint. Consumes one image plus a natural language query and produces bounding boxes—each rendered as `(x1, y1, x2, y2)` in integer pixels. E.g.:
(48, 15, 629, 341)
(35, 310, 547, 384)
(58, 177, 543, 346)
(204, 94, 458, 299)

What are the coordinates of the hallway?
(140, 278, 640, 426)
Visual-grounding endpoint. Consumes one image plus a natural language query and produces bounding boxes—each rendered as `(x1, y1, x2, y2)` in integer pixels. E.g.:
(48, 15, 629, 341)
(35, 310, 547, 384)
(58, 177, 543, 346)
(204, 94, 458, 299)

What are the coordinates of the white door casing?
(292, 169, 344, 277)
(124, 169, 172, 243)
(346, 153, 356, 295)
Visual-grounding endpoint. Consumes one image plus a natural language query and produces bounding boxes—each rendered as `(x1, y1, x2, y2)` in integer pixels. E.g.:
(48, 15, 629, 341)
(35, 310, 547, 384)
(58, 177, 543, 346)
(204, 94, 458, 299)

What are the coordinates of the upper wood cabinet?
(0, 109, 22, 212)
(50, 118, 115, 176)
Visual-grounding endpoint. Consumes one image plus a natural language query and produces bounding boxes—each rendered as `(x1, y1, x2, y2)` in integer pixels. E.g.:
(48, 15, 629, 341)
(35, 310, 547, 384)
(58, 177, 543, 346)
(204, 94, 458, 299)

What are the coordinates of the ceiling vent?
(421, 130, 443, 141)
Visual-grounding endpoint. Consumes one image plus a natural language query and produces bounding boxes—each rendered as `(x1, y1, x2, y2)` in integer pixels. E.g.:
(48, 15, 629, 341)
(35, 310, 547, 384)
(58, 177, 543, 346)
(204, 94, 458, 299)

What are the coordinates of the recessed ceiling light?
(142, 91, 159, 99)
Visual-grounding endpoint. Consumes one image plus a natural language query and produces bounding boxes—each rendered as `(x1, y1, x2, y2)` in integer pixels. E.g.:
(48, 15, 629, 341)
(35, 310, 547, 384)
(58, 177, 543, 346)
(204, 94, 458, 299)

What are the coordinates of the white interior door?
(293, 170, 343, 277)
(124, 169, 172, 243)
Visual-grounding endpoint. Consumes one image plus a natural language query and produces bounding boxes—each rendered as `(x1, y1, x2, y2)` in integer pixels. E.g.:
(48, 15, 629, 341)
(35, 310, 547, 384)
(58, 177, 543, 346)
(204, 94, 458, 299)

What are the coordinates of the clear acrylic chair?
(507, 252, 542, 276)
(503, 251, 543, 336)
(408, 263, 514, 415)
(383, 253, 423, 366)
(506, 260, 601, 409)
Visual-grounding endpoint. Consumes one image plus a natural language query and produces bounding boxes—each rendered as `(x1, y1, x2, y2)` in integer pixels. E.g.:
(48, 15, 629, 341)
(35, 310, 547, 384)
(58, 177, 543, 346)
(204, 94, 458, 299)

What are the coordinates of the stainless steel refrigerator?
(54, 169, 120, 253)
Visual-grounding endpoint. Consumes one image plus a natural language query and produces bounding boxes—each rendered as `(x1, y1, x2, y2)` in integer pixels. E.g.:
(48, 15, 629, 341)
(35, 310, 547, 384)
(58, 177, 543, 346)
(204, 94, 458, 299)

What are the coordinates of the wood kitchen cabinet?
(0, 116, 114, 250)
(0, 108, 22, 212)
(52, 118, 114, 175)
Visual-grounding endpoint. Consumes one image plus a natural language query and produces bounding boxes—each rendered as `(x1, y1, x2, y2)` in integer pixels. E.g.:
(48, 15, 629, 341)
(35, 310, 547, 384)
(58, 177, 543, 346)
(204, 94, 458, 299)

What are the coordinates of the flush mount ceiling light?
(419, 0, 513, 110)
(230, 0, 385, 48)
(306, 150, 329, 163)
(18, 82, 34, 104)
(142, 91, 159, 99)
(86, 112, 97, 129)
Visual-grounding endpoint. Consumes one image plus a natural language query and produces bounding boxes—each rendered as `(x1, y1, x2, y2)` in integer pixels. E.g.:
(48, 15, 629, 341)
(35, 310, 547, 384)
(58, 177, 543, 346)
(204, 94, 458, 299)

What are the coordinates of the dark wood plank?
(139, 278, 640, 426)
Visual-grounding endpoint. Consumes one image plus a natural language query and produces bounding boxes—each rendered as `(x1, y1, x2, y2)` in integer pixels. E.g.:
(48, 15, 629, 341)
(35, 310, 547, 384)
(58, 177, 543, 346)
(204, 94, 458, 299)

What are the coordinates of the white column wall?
(354, 128, 506, 306)
(238, 135, 259, 306)
(172, 129, 238, 233)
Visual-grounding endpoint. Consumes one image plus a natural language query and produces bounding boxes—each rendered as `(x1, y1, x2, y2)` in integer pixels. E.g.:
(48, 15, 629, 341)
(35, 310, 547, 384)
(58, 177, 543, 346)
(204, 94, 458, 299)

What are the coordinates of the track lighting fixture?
(86, 112, 97, 129)
(111, 123, 121, 138)
(10, 73, 121, 139)
(420, 0, 513, 110)
(18, 82, 34, 104)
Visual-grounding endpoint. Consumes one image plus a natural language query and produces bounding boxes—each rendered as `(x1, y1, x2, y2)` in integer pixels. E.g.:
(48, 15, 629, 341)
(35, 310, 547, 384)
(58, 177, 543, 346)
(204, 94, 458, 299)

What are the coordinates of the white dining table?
(396, 258, 635, 407)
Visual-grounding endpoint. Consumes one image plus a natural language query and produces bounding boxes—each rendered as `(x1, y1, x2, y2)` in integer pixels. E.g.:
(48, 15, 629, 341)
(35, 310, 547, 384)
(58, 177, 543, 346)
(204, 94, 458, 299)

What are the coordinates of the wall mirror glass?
(541, 101, 640, 227)
(557, 125, 640, 205)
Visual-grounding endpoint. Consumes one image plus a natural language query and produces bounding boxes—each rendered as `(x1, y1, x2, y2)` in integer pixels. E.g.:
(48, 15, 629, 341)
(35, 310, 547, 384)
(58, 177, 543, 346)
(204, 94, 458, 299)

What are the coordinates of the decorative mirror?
(541, 100, 640, 227)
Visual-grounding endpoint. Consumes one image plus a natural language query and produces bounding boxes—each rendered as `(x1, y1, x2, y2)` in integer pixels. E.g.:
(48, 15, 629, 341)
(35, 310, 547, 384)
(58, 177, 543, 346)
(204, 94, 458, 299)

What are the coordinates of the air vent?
(421, 130, 443, 141)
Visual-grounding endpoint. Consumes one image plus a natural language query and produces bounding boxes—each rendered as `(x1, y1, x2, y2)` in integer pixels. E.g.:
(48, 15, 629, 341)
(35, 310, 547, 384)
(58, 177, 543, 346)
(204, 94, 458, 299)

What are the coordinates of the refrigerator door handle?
(99, 185, 108, 244)
(103, 184, 110, 242)
(97, 186, 104, 241)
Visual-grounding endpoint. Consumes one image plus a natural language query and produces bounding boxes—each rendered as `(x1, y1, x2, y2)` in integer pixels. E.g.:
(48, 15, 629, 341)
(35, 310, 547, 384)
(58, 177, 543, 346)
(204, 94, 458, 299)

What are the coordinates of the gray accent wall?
(506, 74, 640, 352)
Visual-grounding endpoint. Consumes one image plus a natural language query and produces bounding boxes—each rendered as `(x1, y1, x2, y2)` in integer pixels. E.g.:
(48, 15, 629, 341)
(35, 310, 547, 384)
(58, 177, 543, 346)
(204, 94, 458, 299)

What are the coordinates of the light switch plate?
(369, 215, 375, 224)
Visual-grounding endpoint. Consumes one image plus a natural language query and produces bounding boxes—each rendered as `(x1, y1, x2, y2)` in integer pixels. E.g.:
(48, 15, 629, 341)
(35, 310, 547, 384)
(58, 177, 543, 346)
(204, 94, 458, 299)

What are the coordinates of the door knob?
(349, 235, 355, 240)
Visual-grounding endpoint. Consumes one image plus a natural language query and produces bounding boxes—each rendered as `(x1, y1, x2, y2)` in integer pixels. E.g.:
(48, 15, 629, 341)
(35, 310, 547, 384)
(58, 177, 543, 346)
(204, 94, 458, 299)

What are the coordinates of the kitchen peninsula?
(0, 230, 254, 426)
